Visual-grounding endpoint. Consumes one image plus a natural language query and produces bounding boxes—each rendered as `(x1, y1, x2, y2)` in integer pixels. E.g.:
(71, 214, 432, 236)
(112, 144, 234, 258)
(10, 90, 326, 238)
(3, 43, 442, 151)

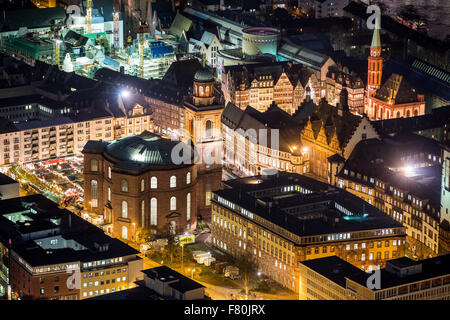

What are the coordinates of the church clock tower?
(367, 25, 383, 98)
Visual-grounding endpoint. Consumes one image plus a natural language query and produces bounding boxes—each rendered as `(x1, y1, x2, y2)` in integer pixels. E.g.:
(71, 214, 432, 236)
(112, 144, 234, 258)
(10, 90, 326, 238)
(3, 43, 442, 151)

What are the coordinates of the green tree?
(235, 252, 257, 298)
(136, 227, 155, 245)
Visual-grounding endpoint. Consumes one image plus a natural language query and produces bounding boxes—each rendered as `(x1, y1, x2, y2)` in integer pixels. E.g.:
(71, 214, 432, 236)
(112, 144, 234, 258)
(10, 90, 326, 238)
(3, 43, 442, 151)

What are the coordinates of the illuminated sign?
(176, 234, 195, 245)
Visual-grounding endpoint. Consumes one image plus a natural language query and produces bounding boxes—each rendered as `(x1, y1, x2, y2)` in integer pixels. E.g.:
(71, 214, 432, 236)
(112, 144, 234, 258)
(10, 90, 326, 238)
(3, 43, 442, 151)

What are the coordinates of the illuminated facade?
(83, 132, 199, 240)
(325, 67, 365, 114)
(330, 135, 445, 259)
(300, 255, 450, 300)
(365, 27, 426, 120)
(221, 102, 307, 176)
(0, 101, 152, 166)
(211, 172, 407, 293)
(221, 62, 321, 114)
(300, 92, 379, 182)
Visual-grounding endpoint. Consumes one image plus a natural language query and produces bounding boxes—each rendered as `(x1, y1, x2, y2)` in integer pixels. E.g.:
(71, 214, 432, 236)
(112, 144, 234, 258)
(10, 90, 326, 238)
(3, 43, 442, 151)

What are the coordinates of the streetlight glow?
(120, 89, 130, 98)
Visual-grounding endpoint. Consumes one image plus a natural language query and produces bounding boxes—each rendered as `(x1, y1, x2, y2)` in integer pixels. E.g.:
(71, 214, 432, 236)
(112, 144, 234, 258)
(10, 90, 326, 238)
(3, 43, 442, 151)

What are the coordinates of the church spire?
(370, 19, 381, 50)
(367, 25, 383, 98)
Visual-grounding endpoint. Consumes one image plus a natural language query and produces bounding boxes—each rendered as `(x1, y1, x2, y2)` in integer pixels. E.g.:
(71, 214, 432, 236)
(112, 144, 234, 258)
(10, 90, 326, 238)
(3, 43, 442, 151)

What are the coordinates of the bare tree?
(235, 252, 257, 299)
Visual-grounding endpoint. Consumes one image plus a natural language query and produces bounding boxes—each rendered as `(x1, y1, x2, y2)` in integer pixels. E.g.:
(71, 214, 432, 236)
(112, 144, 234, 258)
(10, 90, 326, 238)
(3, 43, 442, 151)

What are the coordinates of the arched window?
(151, 176, 157, 189)
(170, 196, 176, 211)
(169, 221, 176, 235)
(107, 186, 111, 201)
(186, 193, 191, 221)
(122, 226, 128, 239)
(150, 198, 157, 226)
(199, 86, 204, 96)
(170, 176, 176, 188)
(121, 179, 128, 192)
(406, 110, 410, 117)
(90, 159, 98, 172)
(107, 166, 111, 179)
(140, 179, 145, 192)
(141, 200, 145, 228)
(414, 109, 418, 116)
(205, 120, 212, 139)
(122, 201, 128, 218)
(205, 85, 210, 95)
(186, 172, 191, 184)
(396, 111, 401, 118)
(91, 180, 98, 207)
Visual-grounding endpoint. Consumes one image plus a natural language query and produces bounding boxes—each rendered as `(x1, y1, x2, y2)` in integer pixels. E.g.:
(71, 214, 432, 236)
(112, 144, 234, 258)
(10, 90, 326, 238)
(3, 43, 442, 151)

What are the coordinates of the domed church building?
(83, 131, 200, 241)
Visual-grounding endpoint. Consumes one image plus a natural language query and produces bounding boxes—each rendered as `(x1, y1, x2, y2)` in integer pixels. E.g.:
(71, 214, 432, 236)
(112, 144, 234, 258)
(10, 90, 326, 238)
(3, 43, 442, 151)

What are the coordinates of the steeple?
(371, 25, 381, 50)
(367, 24, 383, 98)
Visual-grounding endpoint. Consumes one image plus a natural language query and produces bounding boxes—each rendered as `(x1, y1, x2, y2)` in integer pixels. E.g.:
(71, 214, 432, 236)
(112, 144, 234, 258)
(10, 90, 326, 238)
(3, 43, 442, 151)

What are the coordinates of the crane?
(86, 0, 92, 34)
(113, 0, 121, 53)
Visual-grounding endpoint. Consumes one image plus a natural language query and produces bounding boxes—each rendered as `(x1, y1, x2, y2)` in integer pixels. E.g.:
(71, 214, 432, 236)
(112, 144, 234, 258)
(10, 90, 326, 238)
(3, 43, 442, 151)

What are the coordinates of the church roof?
(84, 132, 196, 170)
(374, 74, 420, 104)
(194, 67, 214, 82)
(371, 28, 381, 48)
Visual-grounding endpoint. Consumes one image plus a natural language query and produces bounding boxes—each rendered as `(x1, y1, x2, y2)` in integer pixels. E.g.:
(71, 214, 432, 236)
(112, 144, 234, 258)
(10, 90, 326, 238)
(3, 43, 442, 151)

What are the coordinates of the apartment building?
(299, 255, 450, 300)
(0, 64, 153, 166)
(329, 134, 445, 259)
(0, 194, 143, 300)
(211, 171, 407, 293)
(0, 99, 153, 166)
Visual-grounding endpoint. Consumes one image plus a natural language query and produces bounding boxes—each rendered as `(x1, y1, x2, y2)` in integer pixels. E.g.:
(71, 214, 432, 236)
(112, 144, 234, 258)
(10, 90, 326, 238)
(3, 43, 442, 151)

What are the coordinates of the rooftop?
(143, 266, 205, 293)
(0, 172, 19, 186)
(83, 132, 196, 170)
(0, 194, 139, 268)
(214, 171, 405, 241)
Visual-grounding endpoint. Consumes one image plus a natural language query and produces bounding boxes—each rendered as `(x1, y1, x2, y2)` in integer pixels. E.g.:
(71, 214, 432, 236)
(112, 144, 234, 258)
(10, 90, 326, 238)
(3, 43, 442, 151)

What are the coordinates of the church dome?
(194, 68, 214, 82)
(104, 131, 195, 167)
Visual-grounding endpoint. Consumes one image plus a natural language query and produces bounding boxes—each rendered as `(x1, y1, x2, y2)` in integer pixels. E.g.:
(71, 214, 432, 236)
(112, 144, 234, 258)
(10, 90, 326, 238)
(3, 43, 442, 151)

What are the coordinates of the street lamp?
(187, 268, 195, 278)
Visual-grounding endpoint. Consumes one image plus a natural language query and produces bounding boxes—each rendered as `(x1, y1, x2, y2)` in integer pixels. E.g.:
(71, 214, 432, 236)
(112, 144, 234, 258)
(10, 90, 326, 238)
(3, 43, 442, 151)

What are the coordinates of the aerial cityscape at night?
(0, 0, 448, 310)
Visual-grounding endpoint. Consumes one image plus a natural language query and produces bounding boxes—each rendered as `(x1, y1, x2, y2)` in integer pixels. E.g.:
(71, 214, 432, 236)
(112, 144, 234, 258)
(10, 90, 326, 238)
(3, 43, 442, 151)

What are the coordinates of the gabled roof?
(162, 59, 202, 89)
(374, 73, 420, 104)
(302, 99, 363, 149)
(221, 102, 303, 153)
(168, 12, 194, 38)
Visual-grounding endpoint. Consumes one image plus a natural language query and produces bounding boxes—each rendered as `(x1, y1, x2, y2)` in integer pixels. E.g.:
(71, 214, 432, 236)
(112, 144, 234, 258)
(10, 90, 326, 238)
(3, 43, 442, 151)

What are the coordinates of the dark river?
(377, 0, 450, 41)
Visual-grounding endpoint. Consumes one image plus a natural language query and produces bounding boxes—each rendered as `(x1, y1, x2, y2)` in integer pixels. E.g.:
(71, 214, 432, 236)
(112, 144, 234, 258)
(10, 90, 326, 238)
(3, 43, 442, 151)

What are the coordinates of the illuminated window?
(90, 159, 98, 171)
(170, 196, 176, 211)
(122, 201, 128, 218)
(151, 176, 157, 189)
(141, 200, 145, 227)
(150, 198, 157, 225)
(121, 179, 128, 192)
(140, 179, 145, 192)
(122, 226, 128, 239)
(186, 172, 191, 184)
(91, 180, 98, 207)
(170, 176, 176, 188)
(186, 193, 191, 221)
